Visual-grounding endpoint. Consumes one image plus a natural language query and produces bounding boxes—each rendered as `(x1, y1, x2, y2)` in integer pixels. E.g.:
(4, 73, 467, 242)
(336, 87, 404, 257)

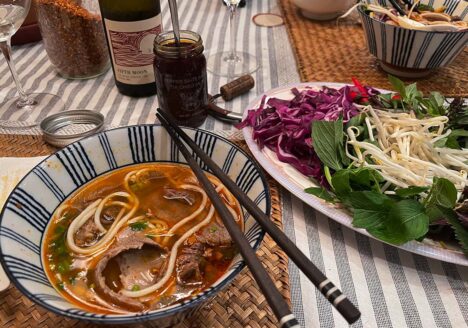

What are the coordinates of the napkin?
(0, 156, 47, 291)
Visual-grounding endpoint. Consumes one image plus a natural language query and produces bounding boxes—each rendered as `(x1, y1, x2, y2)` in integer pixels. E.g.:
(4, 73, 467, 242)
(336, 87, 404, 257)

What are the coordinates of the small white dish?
(292, 0, 355, 21)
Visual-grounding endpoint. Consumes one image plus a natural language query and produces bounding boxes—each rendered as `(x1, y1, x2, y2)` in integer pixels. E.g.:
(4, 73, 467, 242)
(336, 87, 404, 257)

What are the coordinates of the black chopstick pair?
(156, 109, 361, 326)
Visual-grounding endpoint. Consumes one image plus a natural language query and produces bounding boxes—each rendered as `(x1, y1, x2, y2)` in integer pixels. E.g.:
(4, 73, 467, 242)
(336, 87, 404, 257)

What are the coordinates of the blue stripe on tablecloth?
(303, 205, 335, 327)
(282, 190, 306, 328)
(413, 255, 451, 328)
(383, 245, 423, 328)
(355, 235, 393, 327)
(441, 263, 468, 323)
(328, 220, 362, 328)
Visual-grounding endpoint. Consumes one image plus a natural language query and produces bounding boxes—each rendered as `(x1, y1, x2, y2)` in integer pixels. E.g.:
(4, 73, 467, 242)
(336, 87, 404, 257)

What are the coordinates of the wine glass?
(207, 0, 259, 77)
(0, 0, 63, 129)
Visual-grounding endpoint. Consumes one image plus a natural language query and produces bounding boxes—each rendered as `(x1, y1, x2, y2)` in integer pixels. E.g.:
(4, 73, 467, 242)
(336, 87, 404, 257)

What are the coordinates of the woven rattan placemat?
(279, 0, 468, 97)
(0, 134, 291, 328)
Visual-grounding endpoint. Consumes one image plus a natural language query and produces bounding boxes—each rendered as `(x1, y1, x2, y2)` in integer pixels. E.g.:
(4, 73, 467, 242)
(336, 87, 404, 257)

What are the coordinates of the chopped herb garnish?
(130, 221, 148, 231)
(56, 282, 65, 290)
(209, 226, 218, 233)
(131, 285, 141, 291)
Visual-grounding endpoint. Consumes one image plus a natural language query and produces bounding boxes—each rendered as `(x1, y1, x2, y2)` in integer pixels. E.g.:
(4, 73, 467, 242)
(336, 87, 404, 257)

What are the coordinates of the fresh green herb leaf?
(434, 136, 461, 149)
(388, 75, 406, 99)
(424, 178, 458, 222)
(437, 206, 468, 255)
(311, 119, 345, 171)
(209, 225, 218, 233)
(404, 83, 422, 101)
(349, 191, 392, 229)
(331, 170, 352, 195)
(448, 129, 468, 138)
(132, 285, 141, 291)
(332, 167, 383, 196)
(385, 199, 429, 244)
(395, 186, 429, 198)
(418, 4, 434, 11)
(130, 221, 148, 231)
(304, 187, 336, 203)
(56, 282, 65, 290)
(346, 113, 365, 128)
(365, 199, 429, 245)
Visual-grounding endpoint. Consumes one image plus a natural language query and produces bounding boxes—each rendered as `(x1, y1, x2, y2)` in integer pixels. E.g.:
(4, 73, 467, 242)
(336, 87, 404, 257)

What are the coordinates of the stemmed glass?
(207, 0, 259, 77)
(0, 0, 63, 128)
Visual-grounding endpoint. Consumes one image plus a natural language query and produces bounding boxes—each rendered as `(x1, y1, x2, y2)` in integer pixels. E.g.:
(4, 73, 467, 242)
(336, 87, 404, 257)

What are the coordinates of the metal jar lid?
(40, 110, 105, 148)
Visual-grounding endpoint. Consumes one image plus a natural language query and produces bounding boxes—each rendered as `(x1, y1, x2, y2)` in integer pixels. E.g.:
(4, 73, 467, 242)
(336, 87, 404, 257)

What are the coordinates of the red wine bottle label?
(104, 15, 162, 85)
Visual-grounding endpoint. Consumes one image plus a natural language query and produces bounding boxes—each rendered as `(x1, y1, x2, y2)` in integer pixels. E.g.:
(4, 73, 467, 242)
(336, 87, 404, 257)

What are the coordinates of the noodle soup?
(43, 163, 242, 314)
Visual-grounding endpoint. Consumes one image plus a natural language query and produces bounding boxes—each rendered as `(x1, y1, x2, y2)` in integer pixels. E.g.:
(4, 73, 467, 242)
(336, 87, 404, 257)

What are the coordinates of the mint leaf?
(349, 191, 392, 229)
(425, 178, 458, 222)
(395, 186, 429, 198)
(385, 199, 429, 244)
(331, 170, 351, 195)
(305, 187, 336, 203)
(332, 167, 383, 196)
(449, 129, 468, 138)
(438, 206, 468, 255)
(311, 119, 344, 171)
(405, 83, 422, 101)
(388, 75, 406, 98)
(367, 200, 429, 245)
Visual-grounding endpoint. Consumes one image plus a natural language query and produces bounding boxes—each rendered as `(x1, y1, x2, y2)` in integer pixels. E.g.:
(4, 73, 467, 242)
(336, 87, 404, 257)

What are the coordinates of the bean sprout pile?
(346, 106, 468, 192)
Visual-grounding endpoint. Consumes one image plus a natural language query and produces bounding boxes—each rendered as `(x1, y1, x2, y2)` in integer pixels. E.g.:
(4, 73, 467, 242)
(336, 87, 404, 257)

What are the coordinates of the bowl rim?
(357, 4, 468, 35)
(0, 124, 270, 324)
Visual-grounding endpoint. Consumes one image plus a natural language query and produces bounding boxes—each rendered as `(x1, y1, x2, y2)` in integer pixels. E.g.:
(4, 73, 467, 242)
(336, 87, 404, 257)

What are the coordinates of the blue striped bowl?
(0, 125, 269, 325)
(359, 0, 468, 78)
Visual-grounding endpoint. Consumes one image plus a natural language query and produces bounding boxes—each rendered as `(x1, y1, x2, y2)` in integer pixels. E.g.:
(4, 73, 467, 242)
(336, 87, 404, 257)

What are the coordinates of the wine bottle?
(98, 0, 162, 97)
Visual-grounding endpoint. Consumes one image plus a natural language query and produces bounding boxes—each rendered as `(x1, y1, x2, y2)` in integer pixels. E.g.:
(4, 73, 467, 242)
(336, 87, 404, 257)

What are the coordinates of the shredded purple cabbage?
(237, 85, 365, 184)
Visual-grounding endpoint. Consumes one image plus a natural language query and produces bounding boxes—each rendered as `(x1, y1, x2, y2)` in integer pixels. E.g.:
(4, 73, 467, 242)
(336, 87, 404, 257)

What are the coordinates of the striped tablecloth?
(0, 1, 467, 327)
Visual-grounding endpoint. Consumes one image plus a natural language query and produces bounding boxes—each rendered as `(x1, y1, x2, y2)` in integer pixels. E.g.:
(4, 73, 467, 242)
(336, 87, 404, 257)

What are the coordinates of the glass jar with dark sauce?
(154, 30, 208, 127)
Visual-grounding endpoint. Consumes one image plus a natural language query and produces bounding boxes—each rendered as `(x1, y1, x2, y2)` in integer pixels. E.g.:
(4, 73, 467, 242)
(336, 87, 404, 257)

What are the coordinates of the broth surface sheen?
(43, 163, 242, 314)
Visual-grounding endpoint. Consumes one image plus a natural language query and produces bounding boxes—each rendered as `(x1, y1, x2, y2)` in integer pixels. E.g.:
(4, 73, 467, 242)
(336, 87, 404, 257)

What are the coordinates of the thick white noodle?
(120, 206, 215, 298)
(66, 199, 102, 253)
(94, 192, 133, 232)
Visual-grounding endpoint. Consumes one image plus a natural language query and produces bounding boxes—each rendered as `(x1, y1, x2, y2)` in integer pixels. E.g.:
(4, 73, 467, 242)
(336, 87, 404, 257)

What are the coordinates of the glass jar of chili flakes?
(35, 0, 110, 79)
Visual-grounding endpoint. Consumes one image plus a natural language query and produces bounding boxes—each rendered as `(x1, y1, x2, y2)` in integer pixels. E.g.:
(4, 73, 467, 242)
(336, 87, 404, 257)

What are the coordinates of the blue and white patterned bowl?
(359, 0, 468, 78)
(0, 125, 269, 325)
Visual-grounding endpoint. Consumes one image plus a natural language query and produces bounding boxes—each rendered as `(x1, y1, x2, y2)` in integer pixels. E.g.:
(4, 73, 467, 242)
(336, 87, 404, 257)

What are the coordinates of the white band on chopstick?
(326, 287, 338, 298)
(280, 314, 300, 328)
(319, 279, 330, 291)
(333, 294, 347, 306)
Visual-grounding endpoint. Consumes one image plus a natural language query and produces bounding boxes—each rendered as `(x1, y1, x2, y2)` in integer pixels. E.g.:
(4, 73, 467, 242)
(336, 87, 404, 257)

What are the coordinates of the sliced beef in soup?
(176, 243, 205, 285)
(196, 222, 232, 246)
(93, 236, 167, 311)
(44, 163, 243, 314)
(75, 219, 101, 247)
(116, 245, 167, 290)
